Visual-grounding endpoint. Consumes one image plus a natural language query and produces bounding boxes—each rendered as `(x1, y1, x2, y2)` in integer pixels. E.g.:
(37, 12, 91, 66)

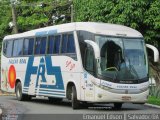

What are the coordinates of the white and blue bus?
(1, 22, 159, 109)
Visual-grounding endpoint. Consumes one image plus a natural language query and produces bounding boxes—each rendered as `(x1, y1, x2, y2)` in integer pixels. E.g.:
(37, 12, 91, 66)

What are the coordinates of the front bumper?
(94, 85, 149, 103)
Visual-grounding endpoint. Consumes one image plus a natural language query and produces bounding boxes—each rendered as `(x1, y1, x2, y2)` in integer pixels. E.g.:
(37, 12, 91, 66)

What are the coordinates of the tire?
(15, 82, 31, 101)
(81, 101, 89, 109)
(48, 97, 62, 103)
(71, 86, 80, 109)
(113, 103, 123, 110)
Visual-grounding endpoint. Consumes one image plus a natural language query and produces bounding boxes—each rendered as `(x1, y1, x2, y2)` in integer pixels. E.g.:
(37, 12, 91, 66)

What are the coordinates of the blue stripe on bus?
(23, 87, 28, 90)
(23, 89, 28, 91)
(39, 90, 65, 94)
(39, 84, 64, 90)
(38, 91, 65, 95)
(23, 88, 28, 90)
(23, 90, 28, 92)
(23, 88, 65, 93)
(22, 91, 28, 93)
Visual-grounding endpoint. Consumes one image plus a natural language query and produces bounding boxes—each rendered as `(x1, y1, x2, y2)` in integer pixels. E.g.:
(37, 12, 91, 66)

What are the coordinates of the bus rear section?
(0, 28, 82, 109)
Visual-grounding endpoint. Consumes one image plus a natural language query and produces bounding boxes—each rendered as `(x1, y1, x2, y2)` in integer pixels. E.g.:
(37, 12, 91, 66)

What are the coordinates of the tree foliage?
(0, 0, 12, 40)
(0, 0, 72, 37)
(0, 0, 159, 47)
(16, 0, 72, 32)
(73, 0, 160, 46)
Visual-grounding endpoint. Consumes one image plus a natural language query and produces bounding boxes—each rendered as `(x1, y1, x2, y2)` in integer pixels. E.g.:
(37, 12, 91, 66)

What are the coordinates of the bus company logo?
(24, 56, 64, 90)
(66, 60, 75, 71)
(8, 65, 16, 88)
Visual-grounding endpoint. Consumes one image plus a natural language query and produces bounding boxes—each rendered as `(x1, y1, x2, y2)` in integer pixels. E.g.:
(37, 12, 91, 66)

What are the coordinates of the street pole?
(11, 2, 18, 34)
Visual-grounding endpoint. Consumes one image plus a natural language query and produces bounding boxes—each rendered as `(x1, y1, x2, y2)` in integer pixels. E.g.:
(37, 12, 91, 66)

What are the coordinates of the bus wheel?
(71, 86, 80, 109)
(113, 103, 122, 110)
(16, 82, 29, 101)
(48, 97, 62, 103)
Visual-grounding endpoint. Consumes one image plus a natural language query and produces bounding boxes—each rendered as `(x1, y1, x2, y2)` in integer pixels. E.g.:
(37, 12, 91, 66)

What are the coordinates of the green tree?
(16, 0, 72, 32)
(73, 0, 160, 46)
(0, 0, 12, 40)
(144, 1, 160, 47)
(0, 0, 72, 53)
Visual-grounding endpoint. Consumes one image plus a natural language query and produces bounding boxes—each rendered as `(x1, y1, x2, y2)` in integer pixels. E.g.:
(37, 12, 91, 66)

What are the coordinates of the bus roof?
(3, 22, 143, 40)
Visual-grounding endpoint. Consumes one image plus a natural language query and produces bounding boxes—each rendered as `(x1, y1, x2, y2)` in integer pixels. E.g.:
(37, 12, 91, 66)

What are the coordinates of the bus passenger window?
(3, 42, 7, 55)
(6, 40, 13, 57)
(53, 35, 61, 54)
(13, 39, 23, 56)
(35, 38, 41, 54)
(48, 36, 54, 54)
(40, 37, 47, 54)
(35, 37, 47, 55)
(61, 34, 67, 53)
(24, 38, 34, 55)
(67, 34, 75, 53)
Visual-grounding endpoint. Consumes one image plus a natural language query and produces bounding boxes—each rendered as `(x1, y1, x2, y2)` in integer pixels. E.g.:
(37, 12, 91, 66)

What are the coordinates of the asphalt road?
(0, 96, 160, 120)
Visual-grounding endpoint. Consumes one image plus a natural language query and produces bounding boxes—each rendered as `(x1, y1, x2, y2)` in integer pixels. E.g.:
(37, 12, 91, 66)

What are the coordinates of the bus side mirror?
(146, 44, 159, 62)
(84, 40, 100, 59)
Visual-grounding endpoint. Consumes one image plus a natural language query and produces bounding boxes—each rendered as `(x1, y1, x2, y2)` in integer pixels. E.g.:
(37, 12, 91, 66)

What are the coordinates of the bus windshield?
(95, 35, 148, 83)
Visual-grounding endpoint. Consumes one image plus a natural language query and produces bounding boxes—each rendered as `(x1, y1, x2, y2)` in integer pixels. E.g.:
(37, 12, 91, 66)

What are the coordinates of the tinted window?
(61, 34, 67, 53)
(24, 38, 34, 55)
(48, 36, 54, 54)
(3, 41, 7, 55)
(13, 39, 23, 56)
(53, 35, 61, 54)
(40, 37, 47, 54)
(35, 37, 41, 54)
(77, 31, 94, 42)
(79, 42, 87, 67)
(67, 34, 75, 53)
(6, 40, 13, 57)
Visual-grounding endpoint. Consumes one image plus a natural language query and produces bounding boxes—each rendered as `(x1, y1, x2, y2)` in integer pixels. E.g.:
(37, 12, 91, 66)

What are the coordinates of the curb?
(0, 94, 16, 96)
(145, 103, 160, 109)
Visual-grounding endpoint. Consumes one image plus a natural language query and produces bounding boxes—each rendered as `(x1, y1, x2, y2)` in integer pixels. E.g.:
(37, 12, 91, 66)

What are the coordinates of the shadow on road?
(9, 96, 145, 111)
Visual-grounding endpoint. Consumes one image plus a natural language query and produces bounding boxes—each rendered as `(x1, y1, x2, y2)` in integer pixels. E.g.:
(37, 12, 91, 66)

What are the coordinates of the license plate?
(122, 96, 131, 101)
